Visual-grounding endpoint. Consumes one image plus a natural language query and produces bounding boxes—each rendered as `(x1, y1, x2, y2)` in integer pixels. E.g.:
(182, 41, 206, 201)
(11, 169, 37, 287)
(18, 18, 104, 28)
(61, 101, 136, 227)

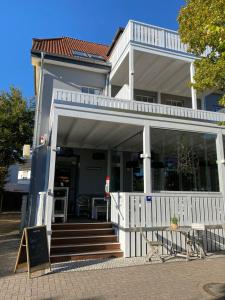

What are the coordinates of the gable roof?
(32, 37, 110, 61)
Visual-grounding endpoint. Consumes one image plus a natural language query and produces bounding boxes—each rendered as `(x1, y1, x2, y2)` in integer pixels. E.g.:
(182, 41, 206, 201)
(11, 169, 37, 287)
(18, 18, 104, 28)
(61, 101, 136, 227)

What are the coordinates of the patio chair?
(53, 188, 69, 223)
(190, 223, 206, 259)
(140, 228, 165, 263)
(76, 194, 91, 217)
(91, 197, 107, 220)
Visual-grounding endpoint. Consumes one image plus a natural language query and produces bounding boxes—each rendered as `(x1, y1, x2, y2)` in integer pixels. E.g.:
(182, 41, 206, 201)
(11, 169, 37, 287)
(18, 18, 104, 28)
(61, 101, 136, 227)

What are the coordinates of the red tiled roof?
(32, 37, 110, 60)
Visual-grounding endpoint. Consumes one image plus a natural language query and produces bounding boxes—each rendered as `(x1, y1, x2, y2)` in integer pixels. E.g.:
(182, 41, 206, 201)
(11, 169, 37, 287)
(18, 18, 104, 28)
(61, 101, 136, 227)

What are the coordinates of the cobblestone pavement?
(1, 213, 225, 300)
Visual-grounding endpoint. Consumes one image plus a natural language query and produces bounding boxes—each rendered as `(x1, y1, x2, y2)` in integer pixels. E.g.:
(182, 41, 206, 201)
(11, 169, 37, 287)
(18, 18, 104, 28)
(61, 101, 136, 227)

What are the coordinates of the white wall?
(114, 84, 130, 100)
(39, 63, 107, 141)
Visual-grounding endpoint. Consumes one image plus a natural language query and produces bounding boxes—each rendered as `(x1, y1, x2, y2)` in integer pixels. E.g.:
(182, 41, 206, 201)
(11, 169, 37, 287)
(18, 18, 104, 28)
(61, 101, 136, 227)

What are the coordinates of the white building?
(29, 20, 225, 262)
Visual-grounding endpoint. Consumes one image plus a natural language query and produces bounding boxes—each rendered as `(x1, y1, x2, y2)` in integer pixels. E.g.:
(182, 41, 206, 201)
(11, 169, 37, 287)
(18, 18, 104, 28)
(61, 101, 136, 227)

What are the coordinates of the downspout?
(33, 52, 45, 148)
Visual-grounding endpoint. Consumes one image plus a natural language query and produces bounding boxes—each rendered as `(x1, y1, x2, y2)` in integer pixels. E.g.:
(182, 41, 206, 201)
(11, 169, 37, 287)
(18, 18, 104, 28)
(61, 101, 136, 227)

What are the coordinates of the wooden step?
(51, 249, 123, 263)
(51, 242, 120, 255)
(52, 222, 112, 231)
(51, 228, 114, 238)
(51, 235, 117, 246)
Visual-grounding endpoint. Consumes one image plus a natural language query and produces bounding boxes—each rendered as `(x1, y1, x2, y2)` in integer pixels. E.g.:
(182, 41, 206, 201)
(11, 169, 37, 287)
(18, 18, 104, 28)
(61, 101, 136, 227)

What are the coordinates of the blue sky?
(0, 0, 185, 99)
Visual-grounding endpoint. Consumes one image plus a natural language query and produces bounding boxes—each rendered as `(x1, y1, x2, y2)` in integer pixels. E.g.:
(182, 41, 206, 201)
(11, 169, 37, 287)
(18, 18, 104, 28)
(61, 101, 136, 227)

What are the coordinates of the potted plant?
(170, 216, 179, 230)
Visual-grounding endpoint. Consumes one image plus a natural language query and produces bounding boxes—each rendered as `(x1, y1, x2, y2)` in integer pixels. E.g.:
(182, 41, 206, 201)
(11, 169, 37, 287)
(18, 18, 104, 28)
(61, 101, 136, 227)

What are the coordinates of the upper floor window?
(166, 99, 184, 107)
(81, 86, 102, 95)
(135, 95, 156, 103)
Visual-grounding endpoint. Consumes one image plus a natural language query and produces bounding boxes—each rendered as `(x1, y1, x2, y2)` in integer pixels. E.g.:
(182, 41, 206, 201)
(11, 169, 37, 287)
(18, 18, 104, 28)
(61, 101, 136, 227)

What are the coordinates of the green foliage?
(178, 0, 225, 104)
(171, 216, 178, 225)
(0, 87, 34, 192)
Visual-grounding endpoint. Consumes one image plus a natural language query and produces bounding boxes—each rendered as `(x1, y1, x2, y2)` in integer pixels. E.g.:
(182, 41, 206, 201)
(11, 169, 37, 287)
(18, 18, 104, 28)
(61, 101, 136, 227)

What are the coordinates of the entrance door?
(54, 155, 80, 216)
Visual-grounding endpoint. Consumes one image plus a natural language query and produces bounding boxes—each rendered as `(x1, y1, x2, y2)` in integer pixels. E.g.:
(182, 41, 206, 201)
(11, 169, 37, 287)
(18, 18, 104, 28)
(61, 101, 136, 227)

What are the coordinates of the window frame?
(81, 86, 103, 95)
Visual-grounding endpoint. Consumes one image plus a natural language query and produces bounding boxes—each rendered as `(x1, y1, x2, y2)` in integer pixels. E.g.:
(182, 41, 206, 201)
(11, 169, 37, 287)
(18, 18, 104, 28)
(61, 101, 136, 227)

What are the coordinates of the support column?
(201, 94, 205, 110)
(216, 131, 225, 195)
(108, 82, 112, 97)
(129, 46, 134, 100)
(107, 150, 111, 177)
(45, 112, 58, 245)
(142, 125, 152, 194)
(157, 91, 161, 104)
(120, 152, 124, 192)
(105, 73, 110, 96)
(190, 62, 197, 110)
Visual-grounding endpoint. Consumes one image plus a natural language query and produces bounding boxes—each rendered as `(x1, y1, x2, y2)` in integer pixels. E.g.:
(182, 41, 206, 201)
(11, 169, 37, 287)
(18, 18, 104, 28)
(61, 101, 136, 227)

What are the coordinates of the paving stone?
(1, 213, 225, 299)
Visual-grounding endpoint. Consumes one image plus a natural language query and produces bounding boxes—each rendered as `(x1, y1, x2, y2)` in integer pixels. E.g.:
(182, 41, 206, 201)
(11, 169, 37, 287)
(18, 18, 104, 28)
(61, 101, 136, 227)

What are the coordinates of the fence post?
(118, 193, 130, 257)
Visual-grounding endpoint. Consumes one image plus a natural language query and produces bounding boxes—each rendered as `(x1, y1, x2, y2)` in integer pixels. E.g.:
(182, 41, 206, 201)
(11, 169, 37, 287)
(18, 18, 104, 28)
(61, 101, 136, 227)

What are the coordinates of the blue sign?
(146, 196, 152, 202)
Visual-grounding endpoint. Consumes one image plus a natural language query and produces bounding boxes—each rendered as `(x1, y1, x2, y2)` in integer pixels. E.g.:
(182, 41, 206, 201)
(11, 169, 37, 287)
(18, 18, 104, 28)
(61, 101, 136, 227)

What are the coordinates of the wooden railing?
(53, 89, 225, 123)
(109, 20, 210, 70)
(109, 21, 192, 70)
(111, 192, 225, 256)
(132, 21, 188, 54)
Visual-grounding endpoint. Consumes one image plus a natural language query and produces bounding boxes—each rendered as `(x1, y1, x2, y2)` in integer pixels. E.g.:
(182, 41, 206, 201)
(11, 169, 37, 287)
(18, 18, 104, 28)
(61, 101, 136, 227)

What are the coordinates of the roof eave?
(31, 50, 111, 70)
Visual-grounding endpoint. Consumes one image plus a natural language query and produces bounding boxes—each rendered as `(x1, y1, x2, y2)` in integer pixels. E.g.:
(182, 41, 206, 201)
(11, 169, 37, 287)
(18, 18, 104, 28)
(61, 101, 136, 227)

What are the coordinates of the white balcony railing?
(132, 20, 188, 53)
(53, 89, 225, 123)
(109, 20, 206, 70)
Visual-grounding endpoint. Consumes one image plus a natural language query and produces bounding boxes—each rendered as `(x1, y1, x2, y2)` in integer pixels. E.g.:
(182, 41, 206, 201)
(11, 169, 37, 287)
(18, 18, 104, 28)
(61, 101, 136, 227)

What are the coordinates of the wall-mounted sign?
(87, 167, 102, 171)
(146, 196, 152, 202)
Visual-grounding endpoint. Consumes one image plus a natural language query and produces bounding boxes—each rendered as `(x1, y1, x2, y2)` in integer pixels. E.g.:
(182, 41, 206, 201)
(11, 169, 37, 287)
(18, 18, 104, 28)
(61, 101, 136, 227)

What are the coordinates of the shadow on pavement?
(0, 213, 21, 278)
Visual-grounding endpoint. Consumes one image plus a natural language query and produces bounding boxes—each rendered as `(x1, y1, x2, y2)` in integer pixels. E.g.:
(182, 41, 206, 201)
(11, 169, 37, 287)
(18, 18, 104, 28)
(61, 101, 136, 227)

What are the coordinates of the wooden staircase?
(50, 222, 123, 263)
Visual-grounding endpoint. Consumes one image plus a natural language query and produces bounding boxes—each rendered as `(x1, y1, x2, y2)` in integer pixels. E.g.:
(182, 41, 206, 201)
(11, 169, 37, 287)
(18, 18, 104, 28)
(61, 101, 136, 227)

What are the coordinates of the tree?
(0, 87, 34, 199)
(178, 0, 225, 104)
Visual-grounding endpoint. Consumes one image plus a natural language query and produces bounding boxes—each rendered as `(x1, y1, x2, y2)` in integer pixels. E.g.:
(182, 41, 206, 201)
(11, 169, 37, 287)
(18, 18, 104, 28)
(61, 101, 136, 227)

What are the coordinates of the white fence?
(111, 192, 225, 257)
(53, 89, 225, 123)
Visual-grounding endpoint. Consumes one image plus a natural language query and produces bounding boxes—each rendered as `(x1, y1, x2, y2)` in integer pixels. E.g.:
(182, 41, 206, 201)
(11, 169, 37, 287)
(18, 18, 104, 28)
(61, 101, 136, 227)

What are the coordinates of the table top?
(165, 227, 191, 234)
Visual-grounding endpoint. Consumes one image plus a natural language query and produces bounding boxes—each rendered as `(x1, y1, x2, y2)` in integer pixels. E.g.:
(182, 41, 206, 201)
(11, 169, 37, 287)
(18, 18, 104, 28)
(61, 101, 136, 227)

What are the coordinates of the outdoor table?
(166, 227, 206, 261)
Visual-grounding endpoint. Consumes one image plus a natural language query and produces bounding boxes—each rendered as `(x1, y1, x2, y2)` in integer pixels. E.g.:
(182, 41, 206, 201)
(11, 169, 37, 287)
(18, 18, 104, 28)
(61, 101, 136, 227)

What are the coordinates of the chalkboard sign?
(14, 226, 51, 278)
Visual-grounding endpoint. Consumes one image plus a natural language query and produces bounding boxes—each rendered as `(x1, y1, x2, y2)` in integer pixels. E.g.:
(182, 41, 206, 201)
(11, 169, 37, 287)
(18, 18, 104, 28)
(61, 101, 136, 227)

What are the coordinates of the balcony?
(52, 89, 225, 123)
(109, 20, 201, 71)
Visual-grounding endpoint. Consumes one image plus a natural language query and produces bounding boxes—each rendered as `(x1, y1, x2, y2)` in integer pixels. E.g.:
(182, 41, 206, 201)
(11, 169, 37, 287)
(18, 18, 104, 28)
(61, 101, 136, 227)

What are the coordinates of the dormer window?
(88, 54, 105, 61)
(73, 50, 105, 61)
(73, 50, 89, 58)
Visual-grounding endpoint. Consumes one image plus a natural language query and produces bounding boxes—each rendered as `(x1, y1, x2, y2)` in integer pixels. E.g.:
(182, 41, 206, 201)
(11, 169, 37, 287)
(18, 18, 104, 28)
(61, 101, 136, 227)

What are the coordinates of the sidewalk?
(1, 213, 225, 300)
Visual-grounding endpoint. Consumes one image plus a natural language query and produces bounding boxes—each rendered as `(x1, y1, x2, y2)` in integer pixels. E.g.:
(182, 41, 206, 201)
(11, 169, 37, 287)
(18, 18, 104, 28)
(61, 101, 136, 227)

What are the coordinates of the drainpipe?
(33, 52, 45, 148)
